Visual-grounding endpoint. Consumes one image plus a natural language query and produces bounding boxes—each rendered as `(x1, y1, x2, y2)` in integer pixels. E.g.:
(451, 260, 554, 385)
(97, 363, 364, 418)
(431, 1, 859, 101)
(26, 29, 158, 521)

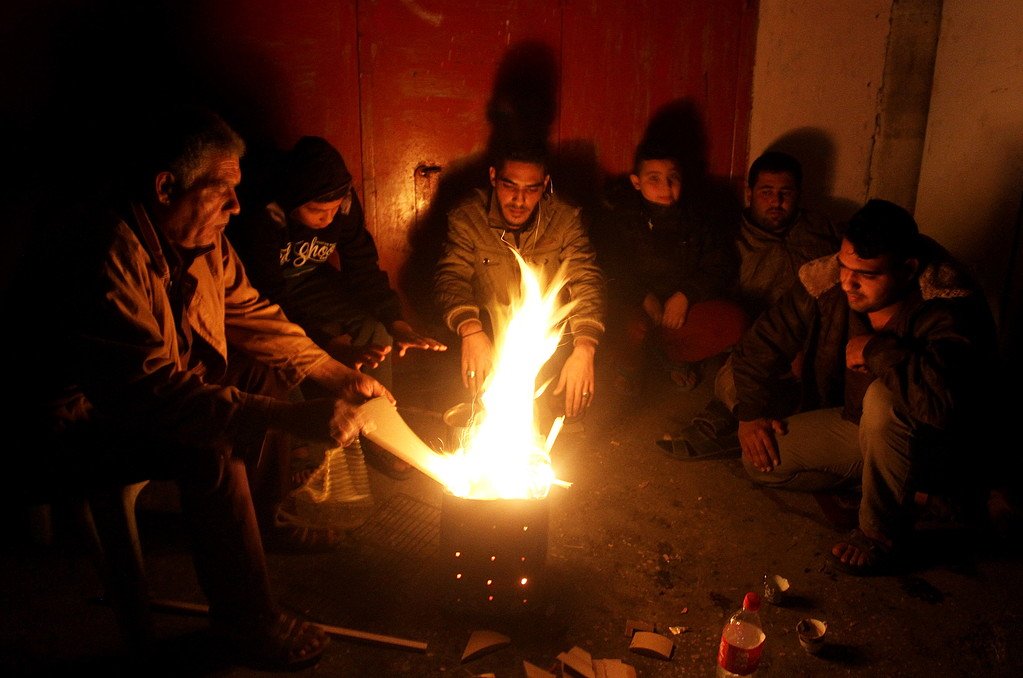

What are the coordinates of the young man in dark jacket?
(231, 136, 446, 383)
(731, 199, 1001, 575)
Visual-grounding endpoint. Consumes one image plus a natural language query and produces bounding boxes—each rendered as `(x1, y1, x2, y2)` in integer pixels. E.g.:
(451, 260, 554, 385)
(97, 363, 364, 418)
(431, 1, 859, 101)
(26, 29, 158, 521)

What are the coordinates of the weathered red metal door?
(353, 0, 756, 323)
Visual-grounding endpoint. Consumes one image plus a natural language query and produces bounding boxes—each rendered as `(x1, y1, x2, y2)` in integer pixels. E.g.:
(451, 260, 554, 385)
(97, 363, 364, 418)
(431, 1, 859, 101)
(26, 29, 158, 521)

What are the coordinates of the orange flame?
(438, 249, 575, 499)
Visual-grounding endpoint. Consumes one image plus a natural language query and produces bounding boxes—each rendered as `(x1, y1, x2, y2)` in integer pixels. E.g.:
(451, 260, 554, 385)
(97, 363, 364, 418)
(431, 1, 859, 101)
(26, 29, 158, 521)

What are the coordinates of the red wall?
(8, 0, 757, 323)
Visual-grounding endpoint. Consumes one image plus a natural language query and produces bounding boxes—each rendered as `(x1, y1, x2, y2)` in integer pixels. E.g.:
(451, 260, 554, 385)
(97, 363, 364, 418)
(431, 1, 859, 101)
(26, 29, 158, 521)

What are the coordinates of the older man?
(14, 107, 391, 669)
(434, 141, 605, 422)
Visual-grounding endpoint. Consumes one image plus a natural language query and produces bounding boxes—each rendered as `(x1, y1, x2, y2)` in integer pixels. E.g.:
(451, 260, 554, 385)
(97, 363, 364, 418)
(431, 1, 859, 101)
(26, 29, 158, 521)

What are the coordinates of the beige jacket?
(433, 189, 605, 344)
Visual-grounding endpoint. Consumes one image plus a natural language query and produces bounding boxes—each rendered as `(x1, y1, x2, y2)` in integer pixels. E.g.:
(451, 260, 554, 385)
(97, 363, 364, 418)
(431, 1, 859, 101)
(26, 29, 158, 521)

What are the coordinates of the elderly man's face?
(489, 160, 549, 229)
(746, 170, 800, 233)
(159, 152, 241, 248)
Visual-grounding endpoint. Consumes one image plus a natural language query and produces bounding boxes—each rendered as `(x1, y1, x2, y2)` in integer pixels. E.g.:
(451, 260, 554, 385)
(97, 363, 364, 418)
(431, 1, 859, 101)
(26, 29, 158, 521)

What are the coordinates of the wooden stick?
(149, 597, 428, 653)
(317, 621, 428, 652)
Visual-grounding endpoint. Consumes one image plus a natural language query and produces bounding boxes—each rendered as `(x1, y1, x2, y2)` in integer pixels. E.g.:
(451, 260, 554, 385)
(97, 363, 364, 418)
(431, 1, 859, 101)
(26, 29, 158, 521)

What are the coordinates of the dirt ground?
(3, 348, 1023, 677)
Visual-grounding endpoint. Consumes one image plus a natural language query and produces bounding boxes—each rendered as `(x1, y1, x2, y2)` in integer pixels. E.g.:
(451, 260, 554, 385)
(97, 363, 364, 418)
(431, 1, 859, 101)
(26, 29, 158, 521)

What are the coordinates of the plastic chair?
(25, 480, 155, 652)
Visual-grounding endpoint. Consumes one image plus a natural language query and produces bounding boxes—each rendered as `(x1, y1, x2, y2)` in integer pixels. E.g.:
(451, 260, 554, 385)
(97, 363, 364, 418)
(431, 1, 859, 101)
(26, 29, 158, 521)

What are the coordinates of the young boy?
(595, 141, 747, 397)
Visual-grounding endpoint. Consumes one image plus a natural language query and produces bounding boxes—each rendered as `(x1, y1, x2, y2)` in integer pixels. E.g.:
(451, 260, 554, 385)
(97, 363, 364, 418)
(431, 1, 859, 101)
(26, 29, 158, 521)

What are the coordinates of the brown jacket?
(42, 202, 330, 451)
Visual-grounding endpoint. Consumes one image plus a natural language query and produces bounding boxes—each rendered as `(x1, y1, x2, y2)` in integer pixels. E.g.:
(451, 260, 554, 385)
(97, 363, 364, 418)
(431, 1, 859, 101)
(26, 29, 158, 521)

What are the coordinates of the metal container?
(441, 401, 474, 451)
(438, 492, 549, 615)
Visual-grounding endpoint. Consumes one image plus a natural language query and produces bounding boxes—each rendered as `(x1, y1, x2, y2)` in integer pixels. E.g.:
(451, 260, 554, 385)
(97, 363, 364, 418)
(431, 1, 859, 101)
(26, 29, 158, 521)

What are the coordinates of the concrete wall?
(748, 0, 894, 223)
(750, 0, 1023, 363)
(914, 0, 1023, 335)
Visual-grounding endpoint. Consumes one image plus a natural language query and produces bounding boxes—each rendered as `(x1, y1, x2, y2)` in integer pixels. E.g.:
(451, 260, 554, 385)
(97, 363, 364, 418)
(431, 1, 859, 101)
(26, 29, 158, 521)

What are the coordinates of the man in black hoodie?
(231, 136, 445, 477)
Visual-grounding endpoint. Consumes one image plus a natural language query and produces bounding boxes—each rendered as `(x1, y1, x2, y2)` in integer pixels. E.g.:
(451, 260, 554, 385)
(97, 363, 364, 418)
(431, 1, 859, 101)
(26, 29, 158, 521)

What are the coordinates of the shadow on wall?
(590, 98, 743, 242)
(761, 127, 861, 227)
(399, 40, 598, 335)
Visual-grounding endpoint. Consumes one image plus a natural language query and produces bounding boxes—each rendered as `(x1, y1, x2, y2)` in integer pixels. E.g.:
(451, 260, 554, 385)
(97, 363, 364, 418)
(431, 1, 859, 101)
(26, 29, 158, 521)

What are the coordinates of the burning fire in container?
(358, 249, 574, 612)
(360, 248, 574, 500)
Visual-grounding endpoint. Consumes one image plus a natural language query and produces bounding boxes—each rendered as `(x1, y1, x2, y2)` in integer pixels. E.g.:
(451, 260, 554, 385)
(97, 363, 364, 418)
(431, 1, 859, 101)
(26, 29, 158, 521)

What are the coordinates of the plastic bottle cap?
(743, 591, 761, 611)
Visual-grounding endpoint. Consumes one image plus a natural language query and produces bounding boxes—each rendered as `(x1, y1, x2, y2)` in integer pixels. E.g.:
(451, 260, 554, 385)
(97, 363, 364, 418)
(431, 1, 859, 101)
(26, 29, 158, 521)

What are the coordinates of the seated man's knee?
(713, 357, 737, 411)
(348, 317, 391, 347)
(859, 380, 896, 436)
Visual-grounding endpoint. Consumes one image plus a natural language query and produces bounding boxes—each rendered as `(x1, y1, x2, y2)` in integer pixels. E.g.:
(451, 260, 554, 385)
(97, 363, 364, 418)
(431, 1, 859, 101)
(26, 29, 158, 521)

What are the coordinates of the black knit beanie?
(275, 136, 353, 213)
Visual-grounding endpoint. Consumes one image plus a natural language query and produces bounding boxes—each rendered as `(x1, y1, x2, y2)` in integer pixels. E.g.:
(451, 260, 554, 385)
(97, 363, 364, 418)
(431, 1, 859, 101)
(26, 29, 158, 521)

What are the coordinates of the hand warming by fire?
(361, 250, 574, 500)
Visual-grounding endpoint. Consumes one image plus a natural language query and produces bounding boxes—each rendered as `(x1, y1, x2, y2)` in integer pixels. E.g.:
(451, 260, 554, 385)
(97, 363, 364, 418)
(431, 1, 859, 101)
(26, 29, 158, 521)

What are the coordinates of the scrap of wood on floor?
(557, 645, 596, 678)
(593, 658, 638, 678)
(554, 645, 637, 678)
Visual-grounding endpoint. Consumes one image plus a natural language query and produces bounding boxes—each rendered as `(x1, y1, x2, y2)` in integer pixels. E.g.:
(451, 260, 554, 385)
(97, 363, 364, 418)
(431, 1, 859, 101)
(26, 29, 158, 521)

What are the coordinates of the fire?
(437, 249, 576, 500)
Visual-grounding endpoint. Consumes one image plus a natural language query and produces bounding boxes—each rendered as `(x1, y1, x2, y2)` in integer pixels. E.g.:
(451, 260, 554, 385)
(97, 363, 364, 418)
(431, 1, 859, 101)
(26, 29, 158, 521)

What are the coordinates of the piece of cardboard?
(557, 645, 596, 678)
(593, 658, 638, 678)
(624, 618, 655, 637)
(523, 660, 557, 678)
(461, 629, 511, 663)
(628, 630, 675, 660)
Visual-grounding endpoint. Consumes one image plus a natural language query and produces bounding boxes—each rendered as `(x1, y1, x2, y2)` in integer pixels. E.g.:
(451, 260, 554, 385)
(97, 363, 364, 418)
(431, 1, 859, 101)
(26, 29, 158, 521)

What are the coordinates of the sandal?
(668, 363, 700, 392)
(656, 400, 740, 461)
(214, 609, 329, 671)
(829, 528, 898, 576)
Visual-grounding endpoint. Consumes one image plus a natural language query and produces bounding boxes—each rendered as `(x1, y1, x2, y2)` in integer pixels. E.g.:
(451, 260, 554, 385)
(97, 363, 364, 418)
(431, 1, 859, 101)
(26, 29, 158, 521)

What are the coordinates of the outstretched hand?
(270, 397, 369, 448)
(460, 330, 493, 396)
(325, 335, 392, 370)
(389, 320, 448, 357)
(336, 368, 393, 403)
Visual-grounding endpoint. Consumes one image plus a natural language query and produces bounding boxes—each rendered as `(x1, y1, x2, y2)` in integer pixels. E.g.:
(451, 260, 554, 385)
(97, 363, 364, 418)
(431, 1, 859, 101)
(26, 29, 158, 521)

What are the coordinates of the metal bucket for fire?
(438, 492, 549, 615)
(441, 401, 474, 451)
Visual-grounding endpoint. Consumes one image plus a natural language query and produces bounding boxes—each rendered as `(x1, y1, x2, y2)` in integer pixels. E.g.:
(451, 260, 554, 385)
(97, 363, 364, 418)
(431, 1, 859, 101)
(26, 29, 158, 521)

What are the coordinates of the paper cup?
(796, 618, 827, 655)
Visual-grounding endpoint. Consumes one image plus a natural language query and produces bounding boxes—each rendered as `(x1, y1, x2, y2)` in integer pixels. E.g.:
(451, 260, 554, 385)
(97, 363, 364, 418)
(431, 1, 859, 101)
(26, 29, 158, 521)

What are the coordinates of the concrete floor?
(3, 348, 1023, 677)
